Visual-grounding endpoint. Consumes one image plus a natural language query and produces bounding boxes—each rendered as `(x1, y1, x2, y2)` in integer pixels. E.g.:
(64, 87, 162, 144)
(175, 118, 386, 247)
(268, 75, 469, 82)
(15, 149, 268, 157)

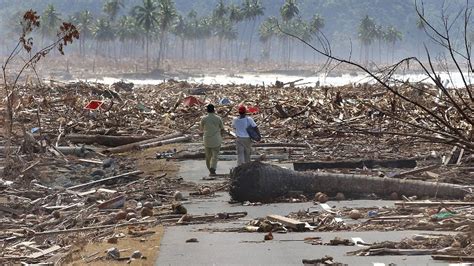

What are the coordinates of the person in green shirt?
(200, 104, 224, 175)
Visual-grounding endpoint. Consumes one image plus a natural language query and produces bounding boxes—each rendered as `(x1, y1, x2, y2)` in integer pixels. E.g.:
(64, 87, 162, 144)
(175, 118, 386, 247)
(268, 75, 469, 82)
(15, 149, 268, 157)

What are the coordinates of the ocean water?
(85, 71, 472, 88)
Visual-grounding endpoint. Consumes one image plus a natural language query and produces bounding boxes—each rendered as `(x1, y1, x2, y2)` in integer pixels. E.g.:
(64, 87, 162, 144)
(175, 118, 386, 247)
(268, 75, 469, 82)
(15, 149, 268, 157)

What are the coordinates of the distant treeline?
(0, 0, 469, 68)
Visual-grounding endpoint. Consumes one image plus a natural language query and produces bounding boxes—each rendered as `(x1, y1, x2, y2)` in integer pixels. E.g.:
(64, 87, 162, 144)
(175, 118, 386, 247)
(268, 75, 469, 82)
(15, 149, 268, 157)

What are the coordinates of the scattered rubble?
(1, 80, 472, 264)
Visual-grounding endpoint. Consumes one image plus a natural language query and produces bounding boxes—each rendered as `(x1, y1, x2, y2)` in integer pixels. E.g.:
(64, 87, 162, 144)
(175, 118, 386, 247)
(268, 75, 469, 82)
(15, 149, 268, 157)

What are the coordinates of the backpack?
(246, 117, 261, 141)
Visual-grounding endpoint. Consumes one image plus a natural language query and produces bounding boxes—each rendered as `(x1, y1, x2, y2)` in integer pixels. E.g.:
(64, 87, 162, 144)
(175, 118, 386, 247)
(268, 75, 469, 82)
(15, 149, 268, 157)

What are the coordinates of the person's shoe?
(209, 168, 216, 176)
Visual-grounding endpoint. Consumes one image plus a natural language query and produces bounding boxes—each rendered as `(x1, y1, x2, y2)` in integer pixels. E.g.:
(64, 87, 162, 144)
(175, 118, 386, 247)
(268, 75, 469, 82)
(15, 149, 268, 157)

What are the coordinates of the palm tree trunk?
(145, 33, 149, 71)
(248, 19, 256, 59)
(230, 162, 468, 202)
(181, 37, 185, 60)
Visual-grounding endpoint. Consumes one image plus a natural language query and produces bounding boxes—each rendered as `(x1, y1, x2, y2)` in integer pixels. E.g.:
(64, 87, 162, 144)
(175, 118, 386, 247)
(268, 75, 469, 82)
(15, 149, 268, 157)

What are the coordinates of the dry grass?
(68, 225, 164, 265)
(126, 144, 181, 177)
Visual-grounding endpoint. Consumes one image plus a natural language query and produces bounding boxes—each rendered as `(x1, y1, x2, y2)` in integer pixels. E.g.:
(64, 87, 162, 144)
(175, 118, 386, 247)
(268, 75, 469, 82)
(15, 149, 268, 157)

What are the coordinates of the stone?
(106, 247, 120, 260)
(130, 250, 142, 259)
(140, 207, 153, 217)
(126, 212, 137, 220)
(349, 209, 362, 220)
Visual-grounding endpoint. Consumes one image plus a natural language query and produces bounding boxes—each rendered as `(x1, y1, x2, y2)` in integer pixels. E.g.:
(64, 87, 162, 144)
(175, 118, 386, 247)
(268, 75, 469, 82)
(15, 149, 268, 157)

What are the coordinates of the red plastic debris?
(182, 96, 204, 107)
(84, 100, 104, 110)
(247, 106, 260, 114)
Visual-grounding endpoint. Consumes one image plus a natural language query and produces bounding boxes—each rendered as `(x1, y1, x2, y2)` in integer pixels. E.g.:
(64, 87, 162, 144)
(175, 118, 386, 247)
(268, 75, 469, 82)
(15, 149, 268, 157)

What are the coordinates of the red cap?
(238, 105, 246, 114)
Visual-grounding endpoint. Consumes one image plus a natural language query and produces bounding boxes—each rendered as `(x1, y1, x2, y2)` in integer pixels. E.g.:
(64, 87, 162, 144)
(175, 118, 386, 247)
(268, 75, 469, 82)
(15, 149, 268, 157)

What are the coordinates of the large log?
(58, 134, 156, 147)
(229, 162, 468, 202)
(294, 158, 417, 171)
(104, 133, 183, 154)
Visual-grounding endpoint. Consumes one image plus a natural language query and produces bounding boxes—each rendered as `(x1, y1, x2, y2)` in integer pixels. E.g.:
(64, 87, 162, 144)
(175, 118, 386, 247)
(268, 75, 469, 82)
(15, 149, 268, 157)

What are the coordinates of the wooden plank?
(27, 245, 62, 259)
(34, 221, 155, 236)
(0, 205, 22, 215)
(97, 188, 118, 194)
(267, 214, 305, 231)
(67, 170, 143, 190)
(368, 215, 424, 221)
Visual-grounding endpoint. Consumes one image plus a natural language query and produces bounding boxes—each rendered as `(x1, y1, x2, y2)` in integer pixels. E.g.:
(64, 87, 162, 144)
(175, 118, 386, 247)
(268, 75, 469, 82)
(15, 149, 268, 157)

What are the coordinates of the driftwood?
(60, 134, 155, 147)
(389, 164, 441, 178)
(67, 170, 143, 190)
(138, 135, 191, 150)
(104, 132, 183, 154)
(293, 158, 417, 171)
(229, 162, 468, 202)
(267, 215, 305, 231)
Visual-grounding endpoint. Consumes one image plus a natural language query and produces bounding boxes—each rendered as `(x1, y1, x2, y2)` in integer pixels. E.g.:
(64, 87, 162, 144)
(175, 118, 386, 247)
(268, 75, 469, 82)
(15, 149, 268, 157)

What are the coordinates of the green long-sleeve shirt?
(200, 113, 224, 148)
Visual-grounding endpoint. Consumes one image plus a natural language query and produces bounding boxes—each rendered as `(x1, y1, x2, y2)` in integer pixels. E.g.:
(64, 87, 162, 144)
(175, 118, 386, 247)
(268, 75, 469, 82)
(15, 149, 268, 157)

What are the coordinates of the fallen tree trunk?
(294, 158, 417, 171)
(138, 135, 191, 150)
(57, 134, 155, 147)
(229, 162, 468, 202)
(104, 132, 183, 154)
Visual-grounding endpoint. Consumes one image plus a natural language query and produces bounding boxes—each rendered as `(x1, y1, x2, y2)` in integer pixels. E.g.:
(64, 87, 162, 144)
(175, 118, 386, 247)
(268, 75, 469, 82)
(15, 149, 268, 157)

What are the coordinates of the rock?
(174, 191, 184, 201)
(52, 210, 61, 219)
(115, 210, 127, 220)
(106, 247, 120, 260)
(143, 201, 153, 209)
(389, 192, 399, 200)
(90, 168, 106, 177)
(107, 236, 118, 244)
(128, 218, 138, 223)
(314, 192, 323, 201)
(125, 207, 135, 213)
(186, 238, 199, 243)
(179, 214, 192, 222)
(317, 193, 329, 203)
(451, 240, 461, 248)
(349, 209, 362, 220)
(130, 250, 142, 259)
(264, 231, 273, 241)
(335, 192, 345, 201)
(102, 158, 115, 169)
(172, 202, 187, 214)
(126, 212, 137, 220)
(140, 207, 153, 217)
(200, 187, 211, 195)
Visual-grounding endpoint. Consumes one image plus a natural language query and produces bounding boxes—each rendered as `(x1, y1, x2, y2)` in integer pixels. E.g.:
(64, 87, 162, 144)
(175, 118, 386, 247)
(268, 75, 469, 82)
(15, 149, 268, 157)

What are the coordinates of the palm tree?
(173, 15, 188, 60)
(385, 25, 403, 63)
(308, 14, 324, 64)
(212, 0, 229, 61)
(75, 10, 94, 57)
(242, 0, 264, 59)
(309, 14, 324, 34)
(157, 0, 177, 68)
(103, 0, 125, 21)
(41, 4, 61, 44)
(280, 0, 299, 22)
(280, 0, 299, 68)
(374, 24, 384, 64)
(93, 18, 116, 58)
(358, 15, 376, 65)
(117, 16, 141, 58)
(132, 0, 160, 71)
(259, 16, 277, 61)
(229, 4, 243, 61)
